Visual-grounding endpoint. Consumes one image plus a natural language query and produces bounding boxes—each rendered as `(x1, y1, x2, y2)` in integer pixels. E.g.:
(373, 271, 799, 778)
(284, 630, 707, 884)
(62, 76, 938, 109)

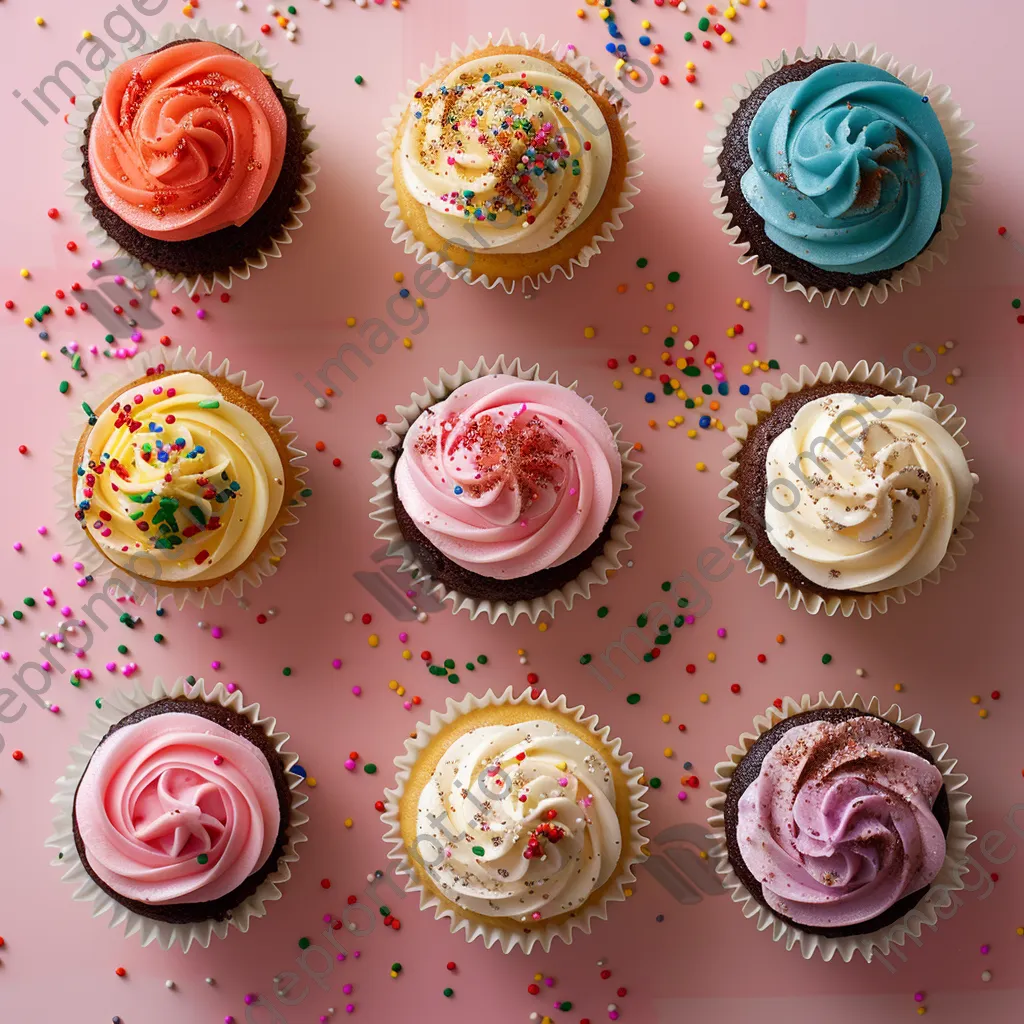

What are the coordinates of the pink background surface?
(1, 1, 1021, 1022)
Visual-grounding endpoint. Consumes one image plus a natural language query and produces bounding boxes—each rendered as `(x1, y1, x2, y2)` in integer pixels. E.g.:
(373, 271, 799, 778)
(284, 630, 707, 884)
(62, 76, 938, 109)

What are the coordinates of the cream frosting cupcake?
(382, 688, 648, 952)
(72, 360, 305, 598)
(381, 38, 640, 289)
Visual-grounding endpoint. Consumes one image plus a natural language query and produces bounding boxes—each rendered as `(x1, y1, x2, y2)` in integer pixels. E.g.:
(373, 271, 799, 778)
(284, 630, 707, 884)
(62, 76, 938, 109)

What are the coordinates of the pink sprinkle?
(531, 912, 541, 921)
(558, 776, 568, 786)
(211, 660, 221, 670)
(49, 704, 60, 714)
(226, 682, 238, 693)
(353, 950, 360, 958)
(210, 626, 223, 639)
(52, 553, 62, 563)
(914, 993, 925, 1002)
(981, 944, 990, 954)
(37, 525, 47, 536)
(106, 662, 116, 672)
(0, 652, 9, 661)
(114, 275, 125, 285)
(403, 701, 411, 710)
(213, 755, 224, 766)
(345, 759, 356, 771)
(398, 632, 408, 643)
(336, 953, 346, 962)
(244, 995, 255, 1006)
(345, 1007, 354, 1015)
(685, 615, 695, 625)
(747, 342, 757, 353)
(677, 791, 688, 801)
(196, 309, 206, 320)
(41, 661, 52, 672)
(13, 542, 22, 551)
(42, 587, 53, 597)
(73, 561, 83, 571)
(609, 1013, 619, 1021)
(323, 914, 332, 923)
(91, 259, 102, 269)
(717, 628, 726, 638)
(351, 685, 362, 696)
(332, 658, 342, 669)
(78, 669, 93, 680)
(343, 984, 353, 995)
(60, 606, 72, 616)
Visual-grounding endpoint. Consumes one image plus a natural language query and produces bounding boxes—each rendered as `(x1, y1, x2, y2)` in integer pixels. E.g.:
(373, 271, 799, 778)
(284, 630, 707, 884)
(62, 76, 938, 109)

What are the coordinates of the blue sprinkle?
(739, 384, 750, 396)
(399, 288, 410, 298)
(40, 331, 49, 341)
(414, 111, 422, 119)
(921, 96, 929, 103)
(481, 74, 490, 83)
(684, 761, 692, 771)
(639, 35, 651, 46)
(453, 485, 463, 496)
(194, 445, 205, 454)
(229, 481, 240, 491)
(605, 42, 617, 54)
(155, 607, 165, 617)
(157, 451, 169, 463)
(644, 392, 656, 404)
(291, 764, 307, 779)
(616, 44, 628, 54)
(175, 437, 186, 447)
(717, 382, 729, 396)
(699, 415, 711, 428)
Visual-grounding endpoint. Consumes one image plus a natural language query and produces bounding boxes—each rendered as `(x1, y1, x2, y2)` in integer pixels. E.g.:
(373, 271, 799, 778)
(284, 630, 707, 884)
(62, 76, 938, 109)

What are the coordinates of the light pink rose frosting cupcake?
(736, 716, 947, 928)
(394, 375, 622, 579)
(87, 40, 288, 242)
(74, 711, 281, 905)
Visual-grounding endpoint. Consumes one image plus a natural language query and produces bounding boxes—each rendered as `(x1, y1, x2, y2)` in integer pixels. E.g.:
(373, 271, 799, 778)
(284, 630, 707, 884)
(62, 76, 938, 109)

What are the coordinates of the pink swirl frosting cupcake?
(393, 375, 622, 580)
(87, 40, 288, 242)
(74, 711, 281, 905)
(735, 716, 947, 929)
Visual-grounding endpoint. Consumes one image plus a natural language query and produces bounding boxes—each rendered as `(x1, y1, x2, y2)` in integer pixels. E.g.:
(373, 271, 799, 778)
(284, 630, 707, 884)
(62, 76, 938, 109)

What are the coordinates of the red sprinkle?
(991, 690, 1001, 700)
(374, 800, 385, 812)
(607, 358, 618, 369)
(730, 683, 741, 694)
(600, 969, 612, 980)
(526, 672, 538, 684)
(685, 664, 695, 674)
(757, 653, 766, 663)
(773, 698, 784, 710)
(997, 226, 1007, 235)
(420, 650, 432, 661)
(115, 967, 126, 977)
(677, 723, 686, 732)
(361, 613, 372, 624)
(12, 750, 24, 761)
(320, 879, 331, 889)
(446, 962, 457, 971)
(256, 614, 267, 624)
(375, 413, 387, 425)
(47, 207, 59, 219)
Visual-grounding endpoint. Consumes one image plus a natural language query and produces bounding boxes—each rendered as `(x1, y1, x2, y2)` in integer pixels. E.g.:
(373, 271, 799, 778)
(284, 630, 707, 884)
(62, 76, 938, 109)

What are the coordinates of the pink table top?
(1, 1, 1020, 1022)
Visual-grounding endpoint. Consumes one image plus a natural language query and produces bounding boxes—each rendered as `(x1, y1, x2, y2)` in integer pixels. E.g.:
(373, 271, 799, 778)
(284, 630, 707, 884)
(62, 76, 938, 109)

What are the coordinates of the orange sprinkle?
(616, 283, 628, 294)
(324, 387, 335, 397)
(315, 441, 326, 452)
(776, 634, 785, 644)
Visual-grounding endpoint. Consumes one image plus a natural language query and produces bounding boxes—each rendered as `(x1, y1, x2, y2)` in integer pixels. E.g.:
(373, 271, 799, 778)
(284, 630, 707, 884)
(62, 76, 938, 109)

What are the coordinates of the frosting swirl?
(735, 716, 946, 928)
(398, 51, 614, 254)
(763, 393, 974, 592)
(414, 719, 621, 921)
(740, 62, 952, 274)
(88, 41, 288, 242)
(75, 711, 281, 905)
(75, 371, 286, 584)
(394, 375, 622, 579)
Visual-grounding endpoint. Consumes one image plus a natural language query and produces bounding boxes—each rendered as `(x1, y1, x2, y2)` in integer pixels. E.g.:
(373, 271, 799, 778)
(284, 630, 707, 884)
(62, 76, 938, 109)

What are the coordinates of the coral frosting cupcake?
(70, 24, 317, 293)
(708, 694, 972, 961)
(48, 678, 307, 950)
(370, 358, 643, 622)
(69, 350, 306, 605)
(379, 32, 642, 291)
(706, 45, 974, 305)
(382, 688, 648, 952)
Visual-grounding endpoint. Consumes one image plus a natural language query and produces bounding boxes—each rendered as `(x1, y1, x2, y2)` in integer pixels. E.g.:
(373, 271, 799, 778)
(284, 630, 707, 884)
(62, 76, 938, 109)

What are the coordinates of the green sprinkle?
(391, 963, 402, 973)
(677, 598, 689, 608)
(82, 402, 95, 419)
(70, 676, 81, 687)
(768, 359, 780, 369)
(197, 399, 220, 409)
(674, 616, 685, 628)
(702, 384, 713, 395)
(23, 596, 36, 607)
(683, 366, 701, 377)
(153, 633, 164, 644)
(665, 336, 675, 348)
(117, 644, 128, 655)
(59, 380, 69, 394)
(354, 75, 364, 85)
(1013, 298, 1021, 309)
(443, 988, 454, 998)
(443, 658, 455, 670)
(287, 4, 296, 12)
(364, 763, 377, 774)
(636, 613, 648, 627)
(821, 653, 833, 665)
(448, 674, 460, 684)
(471, 846, 485, 857)
(559, 1003, 572, 1012)
(660, 581, 671, 591)
(300, 487, 313, 498)
(597, 606, 609, 618)
(642, 652, 653, 662)
(476, 654, 488, 665)
(298, 937, 311, 950)
(636, 257, 648, 268)
(370, 449, 383, 459)
(186, 675, 196, 685)
(465, 662, 475, 671)
(429, 665, 447, 676)
(282, 667, 292, 676)
(667, 271, 680, 283)
(197, 853, 209, 865)
(655, 634, 671, 646)
(104, 334, 114, 344)
(12, 610, 22, 620)
(698, 16, 710, 30)
(649, 777, 662, 789)
(379, 905, 390, 916)
(626, 693, 641, 705)
(580, 653, 592, 665)
(684, 30, 694, 41)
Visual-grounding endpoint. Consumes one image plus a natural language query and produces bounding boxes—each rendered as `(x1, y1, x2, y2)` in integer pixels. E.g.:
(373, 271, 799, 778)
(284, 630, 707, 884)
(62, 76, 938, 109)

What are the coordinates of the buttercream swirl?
(398, 51, 614, 254)
(74, 371, 286, 584)
(740, 62, 952, 274)
(75, 711, 281, 905)
(736, 716, 946, 928)
(394, 375, 622, 580)
(88, 40, 288, 242)
(763, 393, 974, 592)
(414, 719, 621, 921)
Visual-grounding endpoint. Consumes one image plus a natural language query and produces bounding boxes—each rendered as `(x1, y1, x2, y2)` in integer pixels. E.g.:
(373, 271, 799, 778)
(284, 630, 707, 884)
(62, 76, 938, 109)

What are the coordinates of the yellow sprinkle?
(641, 19, 651, 29)
(402, 649, 412, 660)
(640, 324, 651, 334)
(894, 682, 903, 692)
(368, 634, 379, 648)
(643, 367, 653, 378)
(40, 350, 50, 360)
(694, 99, 704, 110)
(686, 61, 696, 71)
(388, 680, 398, 691)
(632, 366, 642, 376)
(970, 694, 981, 704)
(726, 327, 736, 338)
(722, 31, 733, 43)
(1016, 927, 1024, 936)
(415, 298, 424, 308)
(613, 380, 623, 389)
(19, 268, 29, 278)
(390, 971, 399, 979)
(758, 0, 767, 6)
(599, 7, 610, 19)
(725, 6, 736, 17)
(687, 429, 697, 439)
(663, 747, 673, 758)
(82, 30, 93, 40)
(946, 374, 955, 385)
(23, 318, 32, 327)
(696, 462, 706, 472)
(707, 651, 716, 662)
(538, 622, 548, 632)
(149, 289, 159, 298)
(742, 364, 752, 375)
(914, 344, 923, 352)
(403, 337, 413, 349)
(583, 326, 596, 339)
(393, 271, 405, 283)
(742, 300, 751, 310)
(614, 58, 626, 71)
(534, 973, 544, 982)
(270, 555, 282, 566)
(397, 686, 405, 696)
(979, 708, 988, 719)
(344, 817, 353, 828)
(661, 714, 671, 723)
(667, 420, 677, 429)
(699, 850, 709, 861)
(645, 281, 655, 291)
(937, 345, 946, 355)
(693, 395, 703, 406)
(666, 302, 675, 313)
(699, 693, 709, 704)
(307, 777, 317, 788)
(623, 887, 633, 898)
(346, 316, 356, 327)
(917, 1008, 927, 1016)
(35, 16, 46, 26)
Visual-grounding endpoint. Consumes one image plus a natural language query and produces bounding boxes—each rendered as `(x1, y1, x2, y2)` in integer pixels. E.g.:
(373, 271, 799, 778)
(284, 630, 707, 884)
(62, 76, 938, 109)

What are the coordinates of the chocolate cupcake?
(67, 23, 317, 294)
(719, 361, 978, 617)
(705, 45, 974, 305)
(49, 678, 307, 950)
(369, 357, 643, 623)
(708, 694, 972, 961)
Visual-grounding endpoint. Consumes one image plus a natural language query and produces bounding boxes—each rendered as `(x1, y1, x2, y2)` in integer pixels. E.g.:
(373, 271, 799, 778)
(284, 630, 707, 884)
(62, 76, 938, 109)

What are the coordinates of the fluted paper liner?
(369, 355, 644, 623)
(381, 686, 648, 953)
(718, 360, 980, 617)
(707, 692, 973, 962)
(703, 43, 977, 307)
(46, 677, 309, 952)
(64, 20, 319, 297)
(377, 30, 644, 294)
(56, 346, 308, 610)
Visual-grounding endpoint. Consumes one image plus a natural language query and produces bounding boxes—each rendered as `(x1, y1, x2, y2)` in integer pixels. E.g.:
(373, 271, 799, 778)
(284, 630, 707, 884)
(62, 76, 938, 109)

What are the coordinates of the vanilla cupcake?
(379, 33, 642, 291)
(382, 688, 648, 952)
(70, 350, 306, 604)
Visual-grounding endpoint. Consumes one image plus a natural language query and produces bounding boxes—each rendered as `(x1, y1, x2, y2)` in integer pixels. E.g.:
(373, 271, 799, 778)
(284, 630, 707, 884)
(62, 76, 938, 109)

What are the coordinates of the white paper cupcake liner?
(381, 686, 649, 953)
(376, 30, 644, 294)
(718, 360, 980, 617)
(707, 692, 973, 962)
(46, 676, 309, 952)
(55, 346, 308, 610)
(368, 355, 644, 624)
(703, 43, 977, 307)
(63, 20, 319, 298)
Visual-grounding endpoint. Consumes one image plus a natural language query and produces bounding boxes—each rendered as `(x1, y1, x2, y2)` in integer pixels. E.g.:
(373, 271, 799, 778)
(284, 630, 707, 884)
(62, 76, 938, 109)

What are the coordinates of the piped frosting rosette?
(707, 693, 973, 962)
(55, 346, 308, 610)
(703, 43, 976, 306)
(369, 356, 644, 624)
(381, 687, 649, 953)
(719, 361, 980, 617)
(47, 677, 308, 951)
(63, 20, 319, 296)
(377, 30, 643, 293)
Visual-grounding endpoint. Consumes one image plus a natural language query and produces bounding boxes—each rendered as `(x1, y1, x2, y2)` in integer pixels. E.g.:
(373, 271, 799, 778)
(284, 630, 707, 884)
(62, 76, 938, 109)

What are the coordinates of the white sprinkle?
(286, 30, 296, 41)
(795, 333, 806, 343)
(205, 978, 216, 985)
(952, 367, 962, 378)
(165, 980, 175, 990)
(344, 612, 354, 623)
(315, 397, 327, 408)
(981, 970, 992, 982)
(855, 668, 865, 677)
(416, 611, 428, 622)
(236, 1, 247, 10)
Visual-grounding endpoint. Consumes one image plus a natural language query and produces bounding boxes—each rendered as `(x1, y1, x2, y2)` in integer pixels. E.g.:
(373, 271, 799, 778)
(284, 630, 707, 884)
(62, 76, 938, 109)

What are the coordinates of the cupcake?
(705, 45, 974, 305)
(48, 678, 307, 950)
(369, 357, 643, 623)
(381, 687, 648, 952)
(719, 361, 978, 617)
(378, 31, 642, 292)
(708, 693, 972, 961)
(68, 348, 306, 606)
(68, 22, 317, 294)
